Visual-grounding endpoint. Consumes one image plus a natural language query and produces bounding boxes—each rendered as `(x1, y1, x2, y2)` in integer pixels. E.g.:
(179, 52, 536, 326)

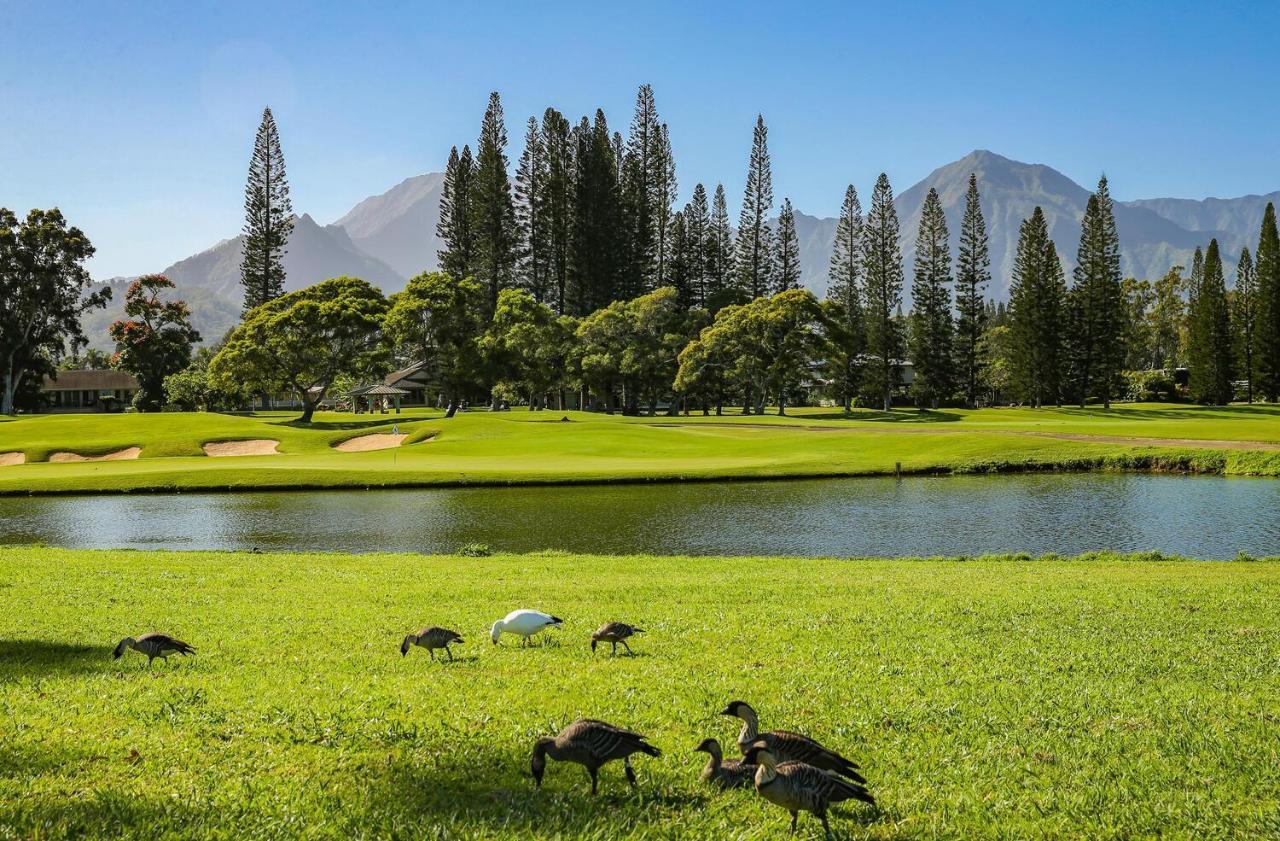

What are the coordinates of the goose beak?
(718, 705, 734, 716)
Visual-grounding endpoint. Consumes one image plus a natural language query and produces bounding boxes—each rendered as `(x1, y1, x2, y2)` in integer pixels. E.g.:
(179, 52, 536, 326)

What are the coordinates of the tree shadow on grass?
(355, 745, 706, 835)
(0, 639, 113, 680)
(785, 408, 964, 424)
(271, 418, 410, 432)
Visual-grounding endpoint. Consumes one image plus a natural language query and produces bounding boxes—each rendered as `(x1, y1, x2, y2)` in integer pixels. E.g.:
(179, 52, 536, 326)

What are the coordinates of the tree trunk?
(1, 366, 15, 416)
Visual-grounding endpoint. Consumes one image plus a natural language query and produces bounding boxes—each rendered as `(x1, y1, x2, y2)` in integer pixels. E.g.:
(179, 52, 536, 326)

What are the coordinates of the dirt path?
(646, 422, 1280, 450)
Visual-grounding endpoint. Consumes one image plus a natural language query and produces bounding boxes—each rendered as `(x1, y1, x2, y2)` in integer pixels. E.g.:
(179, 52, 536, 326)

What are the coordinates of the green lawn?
(0, 548, 1276, 838)
(3, 403, 1280, 494)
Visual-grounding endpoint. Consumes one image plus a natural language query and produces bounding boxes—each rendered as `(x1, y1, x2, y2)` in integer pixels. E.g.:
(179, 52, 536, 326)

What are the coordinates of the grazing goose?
(720, 700, 865, 783)
(742, 743, 875, 838)
(694, 737, 756, 789)
(400, 626, 464, 661)
(490, 609, 563, 646)
(531, 718, 661, 794)
(112, 633, 195, 667)
(591, 621, 644, 655)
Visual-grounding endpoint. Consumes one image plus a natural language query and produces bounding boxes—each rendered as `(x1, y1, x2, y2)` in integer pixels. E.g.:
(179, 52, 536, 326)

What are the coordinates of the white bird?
(490, 609, 563, 646)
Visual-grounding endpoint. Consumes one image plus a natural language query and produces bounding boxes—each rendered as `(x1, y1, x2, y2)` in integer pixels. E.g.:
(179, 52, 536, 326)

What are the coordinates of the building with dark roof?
(39, 369, 139, 412)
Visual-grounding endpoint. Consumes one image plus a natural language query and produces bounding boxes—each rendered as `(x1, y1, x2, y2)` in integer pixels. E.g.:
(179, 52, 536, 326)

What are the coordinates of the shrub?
(456, 543, 491, 557)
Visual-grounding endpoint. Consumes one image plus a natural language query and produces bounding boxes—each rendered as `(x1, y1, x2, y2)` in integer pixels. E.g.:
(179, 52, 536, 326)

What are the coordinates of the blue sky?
(3, 1, 1277, 278)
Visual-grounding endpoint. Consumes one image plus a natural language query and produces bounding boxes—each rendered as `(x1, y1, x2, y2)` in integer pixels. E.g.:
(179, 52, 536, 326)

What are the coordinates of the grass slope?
(1, 548, 1277, 838)
(3, 404, 1280, 495)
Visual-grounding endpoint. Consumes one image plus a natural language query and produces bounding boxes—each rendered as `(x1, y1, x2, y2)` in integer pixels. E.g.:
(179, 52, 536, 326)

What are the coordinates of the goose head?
(400, 634, 416, 657)
(719, 699, 754, 719)
(693, 737, 722, 757)
(112, 637, 135, 660)
(530, 737, 554, 787)
(490, 621, 504, 644)
(741, 741, 777, 769)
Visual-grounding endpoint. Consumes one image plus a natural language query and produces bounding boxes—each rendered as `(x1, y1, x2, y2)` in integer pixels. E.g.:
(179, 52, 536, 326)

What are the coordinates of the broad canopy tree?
(383, 271, 486, 418)
(108, 274, 201, 410)
(481, 288, 572, 410)
(0, 207, 107, 415)
(209, 276, 389, 423)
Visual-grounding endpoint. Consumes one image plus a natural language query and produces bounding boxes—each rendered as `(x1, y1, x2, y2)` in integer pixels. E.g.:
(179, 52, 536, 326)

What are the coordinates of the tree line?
(6, 88, 1280, 417)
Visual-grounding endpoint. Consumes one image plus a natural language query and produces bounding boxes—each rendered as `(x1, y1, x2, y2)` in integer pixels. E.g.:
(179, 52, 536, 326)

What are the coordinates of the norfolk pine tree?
(1187, 239, 1234, 404)
(240, 107, 293, 313)
(469, 92, 519, 318)
(734, 116, 775, 299)
(861, 173, 905, 412)
(1233, 247, 1257, 402)
(825, 185, 864, 411)
(773, 198, 801, 293)
(955, 174, 990, 406)
(1069, 177, 1125, 407)
(437, 145, 477, 282)
(1254, 203, 1280, 400)
(908, 187, 956, 408)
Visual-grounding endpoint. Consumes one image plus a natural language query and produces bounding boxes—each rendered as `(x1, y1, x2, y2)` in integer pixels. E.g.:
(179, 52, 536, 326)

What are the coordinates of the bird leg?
(790, 811, 798, 833)
(589, 768, 599, 795)
(428, 648, 435, 661)
(611, 641, 617, 655)
(820, 813, 832, 839)
(624, 758, 638, 788)
(444, 645, 453, 662)
(621, 640, 633, 655)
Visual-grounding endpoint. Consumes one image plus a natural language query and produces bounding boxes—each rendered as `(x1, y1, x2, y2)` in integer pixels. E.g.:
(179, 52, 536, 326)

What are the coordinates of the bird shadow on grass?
(0, 639, 113, 680)
(358, 747, 705, 835)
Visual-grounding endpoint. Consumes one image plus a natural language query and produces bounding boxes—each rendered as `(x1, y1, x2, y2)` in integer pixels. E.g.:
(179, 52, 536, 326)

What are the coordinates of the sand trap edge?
(332, 432, 410, 453)
(0, 452, 25, 467)
(202, 439, 281, 457)
(48, 447, 142, 463)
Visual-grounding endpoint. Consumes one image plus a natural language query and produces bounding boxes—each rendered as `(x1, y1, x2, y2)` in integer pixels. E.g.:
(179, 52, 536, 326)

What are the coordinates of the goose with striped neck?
(720, 700, 865, 783)
(742, 742, 875, 838)
(694, 737, 756, 789)
(112, 633, 195, 667)
(490, 609, 563, 646)
(531, 718, 661, 794)
(400, 626, 464, 661)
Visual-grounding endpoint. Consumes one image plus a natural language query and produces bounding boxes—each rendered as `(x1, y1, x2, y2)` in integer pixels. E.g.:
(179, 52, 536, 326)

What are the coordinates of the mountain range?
(83, 150, 1280, 349)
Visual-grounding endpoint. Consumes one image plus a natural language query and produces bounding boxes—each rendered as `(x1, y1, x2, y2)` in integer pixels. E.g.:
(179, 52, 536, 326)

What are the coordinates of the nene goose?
(530, 718, 661, 794)
(694, 737, 756, 789)
(400, 626, 464, 661)
(112, 633, 195, 667)
(743, 743, 874, 837)
(720, 700, 865, 783)
(491, 609, 562, 646)
(590, 621, 644, 655)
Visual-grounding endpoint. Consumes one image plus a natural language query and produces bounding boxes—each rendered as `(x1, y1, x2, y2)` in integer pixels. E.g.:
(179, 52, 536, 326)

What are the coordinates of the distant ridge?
(83, 151, 1278, 348)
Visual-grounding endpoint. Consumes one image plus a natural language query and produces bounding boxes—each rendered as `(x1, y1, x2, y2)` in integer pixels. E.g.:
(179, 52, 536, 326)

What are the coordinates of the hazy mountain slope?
(335, 173, 445, 278)
(1124, 192, 1280, 236)
(82, 214, 405, 348)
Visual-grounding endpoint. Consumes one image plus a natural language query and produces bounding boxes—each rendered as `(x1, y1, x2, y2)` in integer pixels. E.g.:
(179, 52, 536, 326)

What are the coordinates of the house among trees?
(383, 362, 432, 405)
(39, 369, 139, 412)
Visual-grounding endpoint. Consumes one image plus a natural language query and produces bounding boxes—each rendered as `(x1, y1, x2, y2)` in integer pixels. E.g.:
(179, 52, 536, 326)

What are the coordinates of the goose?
(530, 718, 661, 794)
(590, 621, 644, 655)
(112, 633, 195, 667)
(490, 609, 562, 646)
(400, 626, 464, 661)
(694, 737, 756, 789)
(720, 700, 865, 783)
(742, 742, 875, 838)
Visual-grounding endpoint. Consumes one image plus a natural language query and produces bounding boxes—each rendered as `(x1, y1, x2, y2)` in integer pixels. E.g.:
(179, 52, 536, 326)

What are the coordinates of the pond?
(1, 473, 1277, 558)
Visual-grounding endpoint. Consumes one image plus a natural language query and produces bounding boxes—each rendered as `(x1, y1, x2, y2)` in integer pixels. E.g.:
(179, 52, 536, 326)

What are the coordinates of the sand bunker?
(0, 452, 25, 467)
(48, 447, 142, 463)
(333, 432, 409, 452)
(202, 439, 280, 457)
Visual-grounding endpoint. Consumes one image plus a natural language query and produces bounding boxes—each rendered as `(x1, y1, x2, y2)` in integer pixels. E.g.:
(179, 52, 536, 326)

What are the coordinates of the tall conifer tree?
(684, 184, 710, 308)
(240, 107, 293, 313)
(514, 117, 549, 303)
(861, 173, 904, 412)
(1068, 176, 1125, 407)
(1234, 247, 1258, 403)
(954, 174, 989, 406)
(734, 116, 775, 298)
(620, 84, 660, 298)
(1008, 207, 1066, 407)
(705, 184, 735, 307)
(569, 111, 623, 314)
(908, 187, 955, 408)
(653, 124, 678, 289)
(1187, 239, 1234, 404)
(470, 92, 518, 317)
(773, 198, 801, 293)
(437, 145, 476, 281)
(539, 109, 574, 315)
(826, 185, 864, 410)
(1254, 203, 1280, 400)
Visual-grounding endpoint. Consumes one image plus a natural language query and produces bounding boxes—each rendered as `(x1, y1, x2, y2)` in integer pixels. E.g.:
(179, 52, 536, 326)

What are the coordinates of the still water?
(1, 473, 1276, 558)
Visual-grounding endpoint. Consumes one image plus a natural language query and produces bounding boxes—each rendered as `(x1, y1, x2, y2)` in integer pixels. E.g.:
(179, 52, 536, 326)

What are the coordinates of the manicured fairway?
(3, 403, 1280, 494)
(1, 548, 1277, 838)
